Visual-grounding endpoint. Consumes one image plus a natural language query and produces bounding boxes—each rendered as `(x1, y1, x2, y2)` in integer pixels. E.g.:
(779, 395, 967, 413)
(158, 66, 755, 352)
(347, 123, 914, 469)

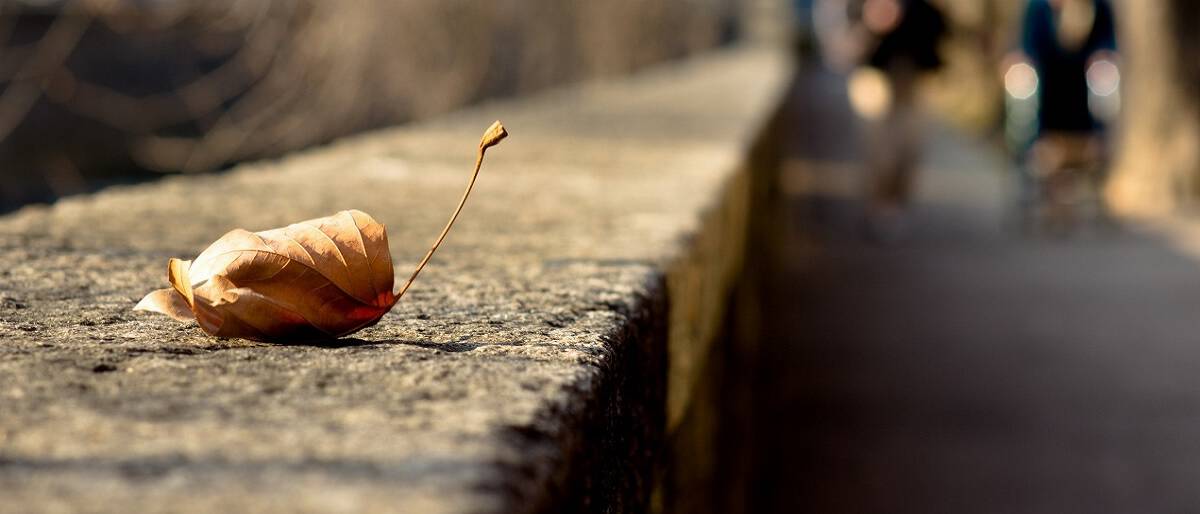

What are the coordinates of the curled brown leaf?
(135, 121, 508, 342)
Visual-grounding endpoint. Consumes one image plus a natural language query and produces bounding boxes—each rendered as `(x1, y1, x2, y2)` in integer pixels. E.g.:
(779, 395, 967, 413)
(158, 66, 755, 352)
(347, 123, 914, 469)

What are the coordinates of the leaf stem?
(395, 120, 507, 300)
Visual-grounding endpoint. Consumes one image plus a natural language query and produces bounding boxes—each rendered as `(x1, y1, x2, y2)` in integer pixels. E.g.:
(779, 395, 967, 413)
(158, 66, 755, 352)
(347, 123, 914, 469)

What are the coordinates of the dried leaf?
(135, 121, 508, 342)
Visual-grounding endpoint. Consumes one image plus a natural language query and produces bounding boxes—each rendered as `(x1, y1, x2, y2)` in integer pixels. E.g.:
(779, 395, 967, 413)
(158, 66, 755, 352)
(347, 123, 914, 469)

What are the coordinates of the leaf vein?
(203, 249, 378, 306)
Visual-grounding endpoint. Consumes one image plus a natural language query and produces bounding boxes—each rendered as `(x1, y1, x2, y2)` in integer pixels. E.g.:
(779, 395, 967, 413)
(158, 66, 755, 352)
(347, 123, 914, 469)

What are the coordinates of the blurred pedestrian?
(854, 0, 947, 239)
(1022, 0, 1117, 135)
(1011, 0, 1118, 232)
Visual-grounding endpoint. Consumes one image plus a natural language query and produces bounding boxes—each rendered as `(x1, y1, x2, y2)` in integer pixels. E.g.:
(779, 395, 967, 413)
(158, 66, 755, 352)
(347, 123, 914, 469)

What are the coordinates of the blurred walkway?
(747, 69, 1200, 513)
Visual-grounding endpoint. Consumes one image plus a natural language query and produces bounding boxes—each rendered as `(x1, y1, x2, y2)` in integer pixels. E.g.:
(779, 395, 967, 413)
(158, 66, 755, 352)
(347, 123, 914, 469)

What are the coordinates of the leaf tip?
(134, 288, 196, 322)
(481, 120, 507, 150)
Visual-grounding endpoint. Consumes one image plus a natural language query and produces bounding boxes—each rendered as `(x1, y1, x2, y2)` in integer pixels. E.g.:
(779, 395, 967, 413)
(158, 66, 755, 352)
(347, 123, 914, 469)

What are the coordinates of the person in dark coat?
(1021, 0, 1118, 134)
(1015, 0, 1119, 231)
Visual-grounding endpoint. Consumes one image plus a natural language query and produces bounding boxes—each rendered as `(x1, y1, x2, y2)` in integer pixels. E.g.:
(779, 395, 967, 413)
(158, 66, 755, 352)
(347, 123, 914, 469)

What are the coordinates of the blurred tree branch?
(0, 0, 739, 208)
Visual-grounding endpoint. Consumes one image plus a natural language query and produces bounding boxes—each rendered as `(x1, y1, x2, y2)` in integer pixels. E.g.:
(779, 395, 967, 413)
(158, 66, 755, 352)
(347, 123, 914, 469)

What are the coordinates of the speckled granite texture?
(0, 47, 791, 513)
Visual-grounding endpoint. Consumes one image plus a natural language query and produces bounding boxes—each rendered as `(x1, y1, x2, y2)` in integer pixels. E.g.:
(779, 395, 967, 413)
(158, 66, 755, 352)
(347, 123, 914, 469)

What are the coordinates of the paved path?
(747, 70, 1200, 513)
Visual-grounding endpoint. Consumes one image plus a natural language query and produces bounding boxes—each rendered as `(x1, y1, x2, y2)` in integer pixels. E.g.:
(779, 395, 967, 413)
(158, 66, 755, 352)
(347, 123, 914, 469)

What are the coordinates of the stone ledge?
(0, 47, 792, 513)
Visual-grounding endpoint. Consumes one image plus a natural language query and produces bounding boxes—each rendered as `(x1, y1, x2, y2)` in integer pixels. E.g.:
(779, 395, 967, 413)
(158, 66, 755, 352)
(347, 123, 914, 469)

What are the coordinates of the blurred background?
(721, 2, 1200, 513)
(791, 0, 1200, 218)
(0, 0, 743, 211)
(3, 1, 1197, 215)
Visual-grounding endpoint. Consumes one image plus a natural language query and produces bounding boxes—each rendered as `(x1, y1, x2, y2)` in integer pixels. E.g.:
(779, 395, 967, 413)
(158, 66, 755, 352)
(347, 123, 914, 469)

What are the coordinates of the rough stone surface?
(0, 48, 790, 513)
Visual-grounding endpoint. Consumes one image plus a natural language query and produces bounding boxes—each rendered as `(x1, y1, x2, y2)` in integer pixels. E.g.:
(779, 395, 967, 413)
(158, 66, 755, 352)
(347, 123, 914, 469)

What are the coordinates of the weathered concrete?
(0, 47, 791, 512)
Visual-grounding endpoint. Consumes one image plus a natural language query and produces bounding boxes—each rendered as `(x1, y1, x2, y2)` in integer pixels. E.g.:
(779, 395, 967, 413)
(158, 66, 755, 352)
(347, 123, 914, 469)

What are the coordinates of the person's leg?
(864, 65, 921, 239)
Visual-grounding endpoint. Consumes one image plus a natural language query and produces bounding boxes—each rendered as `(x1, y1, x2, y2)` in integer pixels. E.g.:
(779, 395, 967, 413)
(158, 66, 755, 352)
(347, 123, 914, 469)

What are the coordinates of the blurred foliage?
(1107, 0, 1200, 212)
(0, 0, 739, 207)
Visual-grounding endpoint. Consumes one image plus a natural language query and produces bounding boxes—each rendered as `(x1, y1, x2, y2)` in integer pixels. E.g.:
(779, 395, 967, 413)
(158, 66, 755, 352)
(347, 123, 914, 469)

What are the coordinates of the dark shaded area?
(1168, 1, 1200, 99)
(1021, 0, 1116, 133)
(1, 9, 257, 212)
(546, 280, 667, 514)
(732, 68, 1200, 513)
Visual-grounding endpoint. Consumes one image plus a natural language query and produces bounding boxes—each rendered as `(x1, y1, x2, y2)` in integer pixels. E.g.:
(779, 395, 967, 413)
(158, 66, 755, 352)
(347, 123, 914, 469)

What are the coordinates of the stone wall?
(0, 46, 793, 513)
